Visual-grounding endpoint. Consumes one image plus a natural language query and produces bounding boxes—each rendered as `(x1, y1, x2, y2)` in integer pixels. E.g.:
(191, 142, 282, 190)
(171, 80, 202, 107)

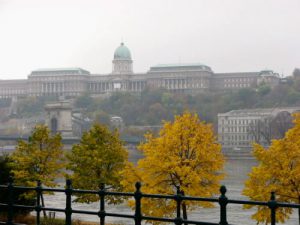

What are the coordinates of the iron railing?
(0, 178, 299, 225)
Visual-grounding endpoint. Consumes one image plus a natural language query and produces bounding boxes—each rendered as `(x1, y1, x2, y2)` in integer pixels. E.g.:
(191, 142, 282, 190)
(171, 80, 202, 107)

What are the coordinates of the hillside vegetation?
(8, 77, 300, 127)
(76, 78, 300, 126)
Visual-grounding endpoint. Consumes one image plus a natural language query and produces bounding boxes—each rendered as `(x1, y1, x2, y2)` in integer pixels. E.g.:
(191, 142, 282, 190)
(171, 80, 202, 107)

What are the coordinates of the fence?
(0, 178, 299, 225)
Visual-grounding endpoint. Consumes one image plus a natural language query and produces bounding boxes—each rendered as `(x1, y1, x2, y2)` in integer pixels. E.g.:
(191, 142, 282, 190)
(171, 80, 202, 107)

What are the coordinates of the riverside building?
(0, 43, 280, 98)
(218, 107, 300, 150)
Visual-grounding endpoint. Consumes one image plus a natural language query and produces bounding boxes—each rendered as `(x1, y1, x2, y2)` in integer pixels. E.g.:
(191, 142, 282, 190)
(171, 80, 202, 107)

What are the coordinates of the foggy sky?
(0, 0, 299, 79)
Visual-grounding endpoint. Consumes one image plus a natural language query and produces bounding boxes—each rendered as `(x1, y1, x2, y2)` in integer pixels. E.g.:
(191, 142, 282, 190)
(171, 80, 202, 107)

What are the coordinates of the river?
(43, 158, 298, 224)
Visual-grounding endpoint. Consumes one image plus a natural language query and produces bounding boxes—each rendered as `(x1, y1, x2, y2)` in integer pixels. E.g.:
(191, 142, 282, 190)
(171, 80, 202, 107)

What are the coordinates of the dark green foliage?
(74, 93, 95, 110)
(0, 155, 35, 215)
(293, 68, 300, 77)
(93, 110, 111, 127)
(17, 96, 58, 117)
(0, 155, 11, 185)
(257, 84, 271, 97)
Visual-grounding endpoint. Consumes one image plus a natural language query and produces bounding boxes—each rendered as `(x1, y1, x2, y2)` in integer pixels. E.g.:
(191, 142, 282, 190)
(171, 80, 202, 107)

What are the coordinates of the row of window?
(164, 80, 205, 89)
(114, 64, 131, 71)
(33, 92, 81, 97)
(37, 82, 83, 92)
(220, 126, 249, 133)
(224, 78, 252, 83)
(224, 83, 251, 88)
(221, 141, 251, 146)
(220, 119, 260, 125)
(88, 81, 146, 92)
(219, 134, 253, 141)
(0, 89, 26, 94)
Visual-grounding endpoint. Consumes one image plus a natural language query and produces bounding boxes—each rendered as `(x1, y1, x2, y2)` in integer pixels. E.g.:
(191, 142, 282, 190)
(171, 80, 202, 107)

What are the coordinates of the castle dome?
(113, 42, 132, 60)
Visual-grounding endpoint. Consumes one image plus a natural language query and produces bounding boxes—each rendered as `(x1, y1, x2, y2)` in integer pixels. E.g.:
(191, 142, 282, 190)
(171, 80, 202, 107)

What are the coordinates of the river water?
(43, 158, 298, 225)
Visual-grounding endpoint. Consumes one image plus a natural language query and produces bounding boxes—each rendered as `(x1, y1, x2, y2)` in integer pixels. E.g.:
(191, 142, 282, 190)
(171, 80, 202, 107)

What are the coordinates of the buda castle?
(0, 43, 280, 98)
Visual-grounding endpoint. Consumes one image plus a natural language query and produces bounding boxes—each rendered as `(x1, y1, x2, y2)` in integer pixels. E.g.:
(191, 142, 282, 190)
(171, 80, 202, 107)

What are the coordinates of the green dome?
(114, 43, 132, 60)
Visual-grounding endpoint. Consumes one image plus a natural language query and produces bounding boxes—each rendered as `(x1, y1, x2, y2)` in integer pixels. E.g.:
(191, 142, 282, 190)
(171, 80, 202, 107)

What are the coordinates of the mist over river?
(43, 158, 298, 224)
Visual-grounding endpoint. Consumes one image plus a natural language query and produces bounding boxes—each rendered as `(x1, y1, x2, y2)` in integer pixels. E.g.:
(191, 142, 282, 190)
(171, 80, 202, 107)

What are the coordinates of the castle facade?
(0, 43, 280, 98)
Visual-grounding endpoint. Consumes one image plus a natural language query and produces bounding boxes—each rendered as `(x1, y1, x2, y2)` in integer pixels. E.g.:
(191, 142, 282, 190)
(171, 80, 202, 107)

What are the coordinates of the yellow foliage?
(67, 124, 128, 203)
(243, 113, 300, 224)
(10, 124, 65, 198)
(121, 112, 225, 223)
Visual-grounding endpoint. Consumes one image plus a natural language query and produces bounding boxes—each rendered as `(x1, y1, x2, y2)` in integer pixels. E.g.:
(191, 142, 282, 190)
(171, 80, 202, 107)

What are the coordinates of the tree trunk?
(182, 202, 188, 225)
(298, 196, 300, 225)
(41, 193, 47, 218)
(298, 197, 300, 225)
(181, 191, 188, 225)
(298, 207, 299, 225)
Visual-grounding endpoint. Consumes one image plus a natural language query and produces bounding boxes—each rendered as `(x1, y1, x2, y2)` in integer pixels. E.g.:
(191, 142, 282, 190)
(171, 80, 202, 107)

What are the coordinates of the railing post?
(65, 179, 72, 225)
(35, 180, 42, 225)
(134, 182, 142, 225)
(219, 185, 228, 225)
(98, 183, 105, 225)
(268, 192, 277, 225)
(6, 176, 14, 225)
(175, 186, 182, 225)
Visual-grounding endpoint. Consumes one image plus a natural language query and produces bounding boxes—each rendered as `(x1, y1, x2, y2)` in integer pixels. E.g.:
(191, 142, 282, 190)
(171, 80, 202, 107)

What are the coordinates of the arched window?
(51, 117, 58, 134)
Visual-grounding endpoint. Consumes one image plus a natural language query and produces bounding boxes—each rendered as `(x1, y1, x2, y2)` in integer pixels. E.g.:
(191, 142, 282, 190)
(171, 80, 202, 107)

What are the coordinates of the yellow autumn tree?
(67, 123, 128, 203)
(11, 124, 65, 187)
(10, 124, 65, 216)
(121, 112, 225, 222)
(243, 113, 300, 225)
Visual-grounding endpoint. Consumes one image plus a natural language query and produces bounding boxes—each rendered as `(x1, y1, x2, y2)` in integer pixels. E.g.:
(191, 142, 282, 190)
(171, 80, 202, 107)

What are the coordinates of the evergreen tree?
(0, 155, 35, 215)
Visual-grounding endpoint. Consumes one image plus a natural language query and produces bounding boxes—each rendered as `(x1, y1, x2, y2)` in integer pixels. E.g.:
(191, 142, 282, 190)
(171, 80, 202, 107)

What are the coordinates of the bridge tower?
(45, 100, 73, 137)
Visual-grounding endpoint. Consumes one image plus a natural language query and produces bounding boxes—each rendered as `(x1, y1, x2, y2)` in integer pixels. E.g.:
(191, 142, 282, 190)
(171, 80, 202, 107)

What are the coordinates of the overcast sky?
(0, 0, 299, 79)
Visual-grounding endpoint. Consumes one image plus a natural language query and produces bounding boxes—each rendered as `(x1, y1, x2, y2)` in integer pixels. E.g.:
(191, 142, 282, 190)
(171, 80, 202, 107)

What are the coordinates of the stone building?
(0, 80, 27, 98)
(218, 107, 300, 150)
(0, 43, 280, 98)
(28, 68, 90, 97)
(45, 100, 73, 137)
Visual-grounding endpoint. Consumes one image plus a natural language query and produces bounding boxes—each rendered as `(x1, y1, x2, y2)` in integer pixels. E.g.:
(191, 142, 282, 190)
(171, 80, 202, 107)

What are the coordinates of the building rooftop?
(219, 107, 300, 117)
(30, 68, 90, 76)
(149, 63, 212, 72)
(152, 63, 207, 68)
(214, 72, 259, 77)
(259, 70, 280, 77)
